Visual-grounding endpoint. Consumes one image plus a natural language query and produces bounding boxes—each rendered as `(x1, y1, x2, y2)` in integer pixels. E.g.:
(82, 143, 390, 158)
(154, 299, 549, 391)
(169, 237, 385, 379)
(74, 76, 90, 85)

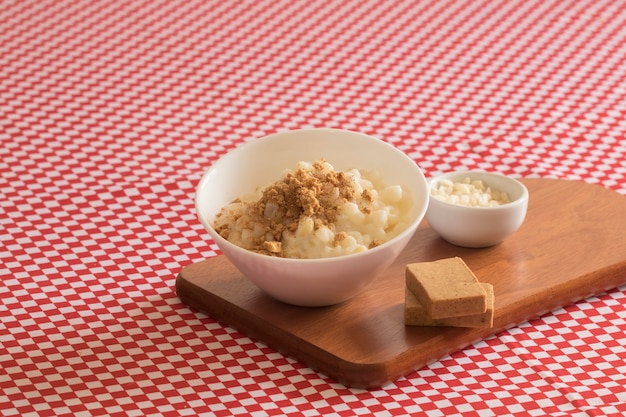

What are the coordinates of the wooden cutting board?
(176, 179, 626, 389)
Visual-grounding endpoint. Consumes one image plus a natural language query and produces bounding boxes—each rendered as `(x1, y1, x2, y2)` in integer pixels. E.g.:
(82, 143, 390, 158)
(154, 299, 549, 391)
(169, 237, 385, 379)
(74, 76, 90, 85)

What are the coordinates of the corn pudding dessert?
(213, 158, 412, 258)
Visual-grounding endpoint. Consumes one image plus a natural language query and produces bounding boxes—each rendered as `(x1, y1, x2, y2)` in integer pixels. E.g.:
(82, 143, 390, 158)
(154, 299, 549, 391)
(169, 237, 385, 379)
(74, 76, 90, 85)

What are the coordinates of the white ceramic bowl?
(195, 128, 429, 306)
(425, 171, 529, 248)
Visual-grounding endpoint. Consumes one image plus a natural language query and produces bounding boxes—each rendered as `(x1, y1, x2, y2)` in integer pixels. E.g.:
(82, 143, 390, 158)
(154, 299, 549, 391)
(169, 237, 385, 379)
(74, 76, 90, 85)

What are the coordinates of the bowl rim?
(195, 128, 430, 263)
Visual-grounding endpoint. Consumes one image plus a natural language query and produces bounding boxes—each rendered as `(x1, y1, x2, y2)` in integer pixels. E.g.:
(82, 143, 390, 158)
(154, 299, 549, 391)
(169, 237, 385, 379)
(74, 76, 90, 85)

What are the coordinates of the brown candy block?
(405, 283, 494, 328)
(405, 257, 486, 319)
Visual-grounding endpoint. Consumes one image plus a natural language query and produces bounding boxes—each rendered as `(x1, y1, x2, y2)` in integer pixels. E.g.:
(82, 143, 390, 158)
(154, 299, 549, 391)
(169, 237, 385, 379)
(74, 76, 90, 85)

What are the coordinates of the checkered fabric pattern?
(2, 0, 625, 416)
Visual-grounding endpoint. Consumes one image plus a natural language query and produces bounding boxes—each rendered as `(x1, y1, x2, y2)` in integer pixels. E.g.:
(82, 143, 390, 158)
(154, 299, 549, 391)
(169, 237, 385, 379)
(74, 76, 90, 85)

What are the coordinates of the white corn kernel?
(431, 177, 510, 207)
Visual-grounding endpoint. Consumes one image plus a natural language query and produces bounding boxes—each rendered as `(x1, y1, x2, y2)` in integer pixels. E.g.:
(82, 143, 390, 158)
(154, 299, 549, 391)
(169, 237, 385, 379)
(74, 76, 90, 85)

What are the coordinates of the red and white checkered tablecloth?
(2, 0, 625, 415)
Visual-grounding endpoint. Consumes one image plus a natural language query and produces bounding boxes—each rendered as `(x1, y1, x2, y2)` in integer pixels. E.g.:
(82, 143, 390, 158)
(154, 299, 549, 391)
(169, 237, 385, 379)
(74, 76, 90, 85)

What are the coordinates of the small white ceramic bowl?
(425, 171, 529, 248)
(195, 128, 429, 306)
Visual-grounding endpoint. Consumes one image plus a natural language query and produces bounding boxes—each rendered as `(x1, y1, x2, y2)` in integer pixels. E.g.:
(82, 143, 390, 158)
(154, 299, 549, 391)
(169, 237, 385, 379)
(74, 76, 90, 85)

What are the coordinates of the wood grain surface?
(175, 179, 626, 389)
